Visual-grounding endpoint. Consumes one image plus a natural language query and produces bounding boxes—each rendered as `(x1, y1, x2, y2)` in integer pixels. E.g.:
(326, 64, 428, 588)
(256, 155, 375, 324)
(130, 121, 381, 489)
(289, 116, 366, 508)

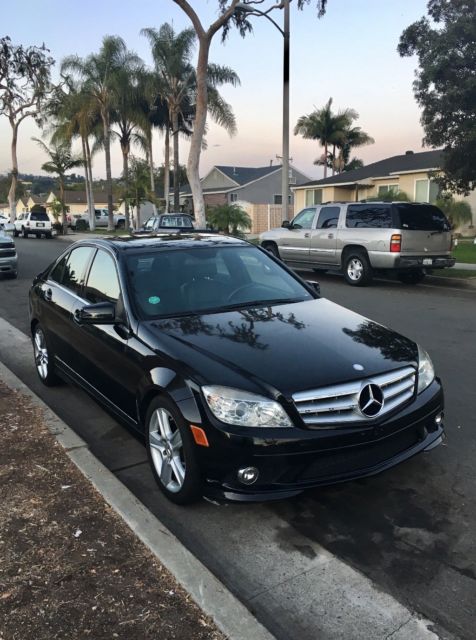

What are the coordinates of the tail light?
(390, 234, 401, 253)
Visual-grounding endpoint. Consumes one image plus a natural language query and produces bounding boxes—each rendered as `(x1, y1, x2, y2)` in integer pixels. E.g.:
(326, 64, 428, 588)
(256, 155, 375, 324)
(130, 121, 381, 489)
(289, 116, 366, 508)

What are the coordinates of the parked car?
(0, 215, 15, 233)
(14, 211, 53, 239)
(71, 208, 127, 230)
(29, 233, 445, 504)
(260, 201, 455, 285)
(0, 228, 18, 278)
(136, 214, 195, 234)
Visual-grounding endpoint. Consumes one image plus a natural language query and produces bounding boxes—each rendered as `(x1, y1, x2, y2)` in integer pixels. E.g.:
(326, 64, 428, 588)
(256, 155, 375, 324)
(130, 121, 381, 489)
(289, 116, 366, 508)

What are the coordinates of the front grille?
(0, 242, 15, 250)
(279, 427, 421, 483)
(0, 249, 16, 257)
(292, 366, 416, 428)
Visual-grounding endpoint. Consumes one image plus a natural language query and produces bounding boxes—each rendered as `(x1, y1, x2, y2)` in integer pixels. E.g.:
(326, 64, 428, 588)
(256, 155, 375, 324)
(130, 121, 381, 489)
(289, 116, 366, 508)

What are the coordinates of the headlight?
(202, 385, 293, 428)
(417, 345, 435, 393)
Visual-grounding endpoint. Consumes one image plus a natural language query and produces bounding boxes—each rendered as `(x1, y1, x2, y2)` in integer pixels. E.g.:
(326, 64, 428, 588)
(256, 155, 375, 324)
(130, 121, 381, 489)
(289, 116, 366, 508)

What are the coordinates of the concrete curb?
(0, 360, 275, 640)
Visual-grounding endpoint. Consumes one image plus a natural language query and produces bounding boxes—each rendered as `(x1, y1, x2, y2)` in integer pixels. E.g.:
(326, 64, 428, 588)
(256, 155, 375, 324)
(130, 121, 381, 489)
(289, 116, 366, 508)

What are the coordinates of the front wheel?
(343, 251, 373, 286)
(22, 228, 29, 238)
(262, 242, 280, 259)
(33, 325, 60, 386)
(13, 229, 19, 238)
(146, 396, 202, 505)
(116, 220, 125, 230)
(397, 269, 425, 285)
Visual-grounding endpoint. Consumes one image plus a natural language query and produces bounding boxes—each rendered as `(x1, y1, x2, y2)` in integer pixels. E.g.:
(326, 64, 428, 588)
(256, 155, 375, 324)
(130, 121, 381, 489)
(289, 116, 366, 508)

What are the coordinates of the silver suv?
(260, 201, 455, 286)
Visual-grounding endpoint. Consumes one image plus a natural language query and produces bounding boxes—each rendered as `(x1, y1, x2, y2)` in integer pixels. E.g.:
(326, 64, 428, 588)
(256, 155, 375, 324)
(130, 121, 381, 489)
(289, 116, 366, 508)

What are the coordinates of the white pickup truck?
(71, 208, 126, 230)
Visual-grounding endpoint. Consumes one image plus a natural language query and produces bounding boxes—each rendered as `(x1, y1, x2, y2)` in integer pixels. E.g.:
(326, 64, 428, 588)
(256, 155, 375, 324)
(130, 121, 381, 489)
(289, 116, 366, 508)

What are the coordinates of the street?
(1, 236, 475, 640)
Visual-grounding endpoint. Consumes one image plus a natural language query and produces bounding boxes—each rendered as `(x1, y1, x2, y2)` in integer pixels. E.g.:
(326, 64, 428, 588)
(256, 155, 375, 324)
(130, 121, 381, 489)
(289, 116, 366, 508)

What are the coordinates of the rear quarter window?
(346, 205, 393, 228)
(394, 204, 451, 231)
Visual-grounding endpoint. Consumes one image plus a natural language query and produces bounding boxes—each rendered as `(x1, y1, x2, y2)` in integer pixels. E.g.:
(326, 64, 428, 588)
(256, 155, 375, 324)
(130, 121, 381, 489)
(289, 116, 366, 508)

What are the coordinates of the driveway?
(0, 236, 474, 639)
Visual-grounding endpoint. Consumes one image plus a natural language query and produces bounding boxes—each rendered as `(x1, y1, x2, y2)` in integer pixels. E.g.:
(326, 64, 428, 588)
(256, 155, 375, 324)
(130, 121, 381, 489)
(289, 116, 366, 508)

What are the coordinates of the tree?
(172, 1, 327, 227)
(62, 37, 142, 230)
(142, 23, 239, 212)
(0, 36, 55, 221)
(206, 203, 251, 235)
(334, 125, 374, 173)
(32, 137, 83, 232)
(367, 188, 410, 202)
(121, 156, 151, 229)
(436, 194, 473, 229)
(398, 0, 476, 194)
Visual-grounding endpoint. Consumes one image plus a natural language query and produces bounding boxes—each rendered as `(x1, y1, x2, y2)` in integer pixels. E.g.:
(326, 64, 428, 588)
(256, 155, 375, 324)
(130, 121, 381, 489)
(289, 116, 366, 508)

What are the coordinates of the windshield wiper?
(215, 297, 305, 313)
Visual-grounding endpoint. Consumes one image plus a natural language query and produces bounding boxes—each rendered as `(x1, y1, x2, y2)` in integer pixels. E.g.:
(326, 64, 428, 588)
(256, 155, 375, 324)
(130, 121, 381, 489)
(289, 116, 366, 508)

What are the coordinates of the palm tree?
(334, 126, 374, 174)
(206, 203, 251, 236)
(121, 156, 151, 229)
(62, 36, 143, 230)
(32, 138, 83, 232)
(142, 24, 240, 212)
(436, 195, 473, 229)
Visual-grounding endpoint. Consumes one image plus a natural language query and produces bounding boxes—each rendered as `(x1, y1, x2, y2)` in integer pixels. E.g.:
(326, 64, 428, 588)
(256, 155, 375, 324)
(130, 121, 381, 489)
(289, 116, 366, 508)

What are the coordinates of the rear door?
(310, 206, 340, 264)
(278, 207, 317, 262)
(394, 204, 452, 258)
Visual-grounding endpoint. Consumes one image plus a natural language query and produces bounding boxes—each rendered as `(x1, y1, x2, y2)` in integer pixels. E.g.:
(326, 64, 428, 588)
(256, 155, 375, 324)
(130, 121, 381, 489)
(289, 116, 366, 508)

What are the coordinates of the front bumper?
(0, 255, 17, 274)
(189, 380, 445, 502)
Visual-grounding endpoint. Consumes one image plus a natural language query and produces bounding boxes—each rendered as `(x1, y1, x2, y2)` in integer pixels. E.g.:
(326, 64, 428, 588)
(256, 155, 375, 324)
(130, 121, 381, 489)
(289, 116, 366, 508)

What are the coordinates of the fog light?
(435, 412, 443, 425)
(237, 467, 259, 485)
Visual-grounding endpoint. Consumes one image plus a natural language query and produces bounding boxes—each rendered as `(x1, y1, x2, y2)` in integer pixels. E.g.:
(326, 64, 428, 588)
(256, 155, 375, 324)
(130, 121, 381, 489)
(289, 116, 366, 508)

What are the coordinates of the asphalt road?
(1, 236, 475, 639)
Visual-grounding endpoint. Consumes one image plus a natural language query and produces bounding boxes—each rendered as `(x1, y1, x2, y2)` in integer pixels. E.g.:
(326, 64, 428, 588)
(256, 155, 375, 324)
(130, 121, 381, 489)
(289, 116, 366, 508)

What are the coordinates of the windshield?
(126, 245, 313, 319)
(394, 204, 451, 231)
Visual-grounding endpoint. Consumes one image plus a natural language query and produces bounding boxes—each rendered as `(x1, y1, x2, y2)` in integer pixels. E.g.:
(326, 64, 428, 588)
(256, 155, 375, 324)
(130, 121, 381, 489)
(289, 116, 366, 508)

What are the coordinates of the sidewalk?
(0, 363, 274, 640)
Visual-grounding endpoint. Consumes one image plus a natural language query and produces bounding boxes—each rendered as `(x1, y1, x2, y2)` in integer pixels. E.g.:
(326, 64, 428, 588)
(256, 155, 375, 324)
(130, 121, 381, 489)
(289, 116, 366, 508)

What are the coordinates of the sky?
(0, 0, 429, 183)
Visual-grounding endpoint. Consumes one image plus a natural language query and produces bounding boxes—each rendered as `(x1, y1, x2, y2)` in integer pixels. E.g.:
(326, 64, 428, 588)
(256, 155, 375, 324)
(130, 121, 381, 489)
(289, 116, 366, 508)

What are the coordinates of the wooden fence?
(241, 204, 295, 234)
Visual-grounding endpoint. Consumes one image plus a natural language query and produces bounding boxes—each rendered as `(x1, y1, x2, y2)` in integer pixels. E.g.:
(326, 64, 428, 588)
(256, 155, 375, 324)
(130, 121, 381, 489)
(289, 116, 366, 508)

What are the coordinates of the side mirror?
(281, 220, 291, 228)
(74, 302, 116, 324)
(306, 280, 320, 297)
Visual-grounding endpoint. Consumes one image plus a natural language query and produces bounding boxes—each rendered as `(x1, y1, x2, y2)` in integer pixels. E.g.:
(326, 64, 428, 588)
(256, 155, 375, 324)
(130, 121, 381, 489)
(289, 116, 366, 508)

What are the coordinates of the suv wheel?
(263, 242, 280, 259)
(13, 229, 19, 238)
(146, 396, 202, 505)
(33, 325, 60, 386)
(22, 228, 29, 238)
(116, 220, 125, 230)
(343, 251, 372, 286)
(398, 269, 425, 285)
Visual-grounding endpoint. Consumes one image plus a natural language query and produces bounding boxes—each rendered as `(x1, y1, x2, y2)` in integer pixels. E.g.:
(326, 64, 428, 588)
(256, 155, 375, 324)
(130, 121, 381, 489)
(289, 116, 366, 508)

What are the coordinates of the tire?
(22, 228, 28, 238)
(46, 232, 53, 239)
(343, 251, 373, 286)
(8, 271, 18, 279)
(263, 242, 280, 259)
(145, 396, 202, 505)
(13, 229, 19, 238)
(75, 219, 88, 232)
(32, 324, 60, 386)
(398, 269, 425, 285)
(116, 220, 125, 230)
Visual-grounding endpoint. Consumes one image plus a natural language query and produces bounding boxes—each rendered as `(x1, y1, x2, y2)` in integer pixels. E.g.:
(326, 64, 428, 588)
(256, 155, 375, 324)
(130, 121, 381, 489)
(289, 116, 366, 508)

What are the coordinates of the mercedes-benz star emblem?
(358, 383, 384, 418)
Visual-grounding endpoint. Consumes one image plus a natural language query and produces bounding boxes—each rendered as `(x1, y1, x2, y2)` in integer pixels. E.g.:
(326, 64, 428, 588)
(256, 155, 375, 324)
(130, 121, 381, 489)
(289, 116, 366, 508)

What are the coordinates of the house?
(180, 164, 311, 210)
(292, 150, 475, 229)
(45, 190, 113, 216)
(16, 195, 47, 214)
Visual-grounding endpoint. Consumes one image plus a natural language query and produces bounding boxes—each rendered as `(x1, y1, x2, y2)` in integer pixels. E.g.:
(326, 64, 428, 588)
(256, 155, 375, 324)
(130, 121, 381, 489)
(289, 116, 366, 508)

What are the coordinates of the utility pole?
(281, 0, 290, 223)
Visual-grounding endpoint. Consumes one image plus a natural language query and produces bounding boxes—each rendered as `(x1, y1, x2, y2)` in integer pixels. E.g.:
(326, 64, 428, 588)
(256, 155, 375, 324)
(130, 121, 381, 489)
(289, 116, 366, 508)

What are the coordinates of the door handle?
(327, 233, 334, 239)
(304, 233, 310, 238)
(43, 287, 52, 301)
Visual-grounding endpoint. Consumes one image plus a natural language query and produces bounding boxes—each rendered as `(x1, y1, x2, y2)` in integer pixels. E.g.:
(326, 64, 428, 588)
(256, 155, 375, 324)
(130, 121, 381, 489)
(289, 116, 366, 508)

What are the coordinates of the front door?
(310, 206, 340, 265)
(279, 207, 317, 263)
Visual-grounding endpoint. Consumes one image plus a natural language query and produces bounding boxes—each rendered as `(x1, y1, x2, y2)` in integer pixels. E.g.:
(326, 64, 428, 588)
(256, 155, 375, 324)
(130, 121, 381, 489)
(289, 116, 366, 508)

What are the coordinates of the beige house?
(45, 190, 113, 215)
(292, 149, 475, 229)
(16, 195, 47, 213)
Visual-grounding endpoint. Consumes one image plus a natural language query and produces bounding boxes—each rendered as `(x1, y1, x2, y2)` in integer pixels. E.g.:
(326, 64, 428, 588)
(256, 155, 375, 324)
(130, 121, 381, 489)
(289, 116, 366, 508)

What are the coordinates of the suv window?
(62, 246, 94, 295)
(346, 204, 392, 228)
(30, 212, 49, 221)
(84, 250, 121, 304)
(292, 208, 316, 229)
(316, 206, 339, 229)
(394, 204, 451, 231)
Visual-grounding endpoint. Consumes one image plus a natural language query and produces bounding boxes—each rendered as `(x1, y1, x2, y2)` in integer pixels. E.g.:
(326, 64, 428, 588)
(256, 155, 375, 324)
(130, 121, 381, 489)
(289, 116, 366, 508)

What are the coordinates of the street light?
(235, 1, 290, 223)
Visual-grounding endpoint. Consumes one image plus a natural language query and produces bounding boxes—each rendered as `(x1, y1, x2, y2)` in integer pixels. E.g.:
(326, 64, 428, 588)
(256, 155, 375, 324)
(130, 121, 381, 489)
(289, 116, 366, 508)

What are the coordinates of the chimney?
(405, 150, 414, 155)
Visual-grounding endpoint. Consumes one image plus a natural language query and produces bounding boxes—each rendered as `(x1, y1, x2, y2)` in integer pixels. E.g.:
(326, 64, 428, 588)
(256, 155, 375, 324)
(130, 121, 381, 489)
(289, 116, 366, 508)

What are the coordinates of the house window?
(378, 184, 399, 196)
(415, 179, 440, 204)
(230, 193, 238, 202)
(274, 194, 292, 205)
(305, 189, 322, 206)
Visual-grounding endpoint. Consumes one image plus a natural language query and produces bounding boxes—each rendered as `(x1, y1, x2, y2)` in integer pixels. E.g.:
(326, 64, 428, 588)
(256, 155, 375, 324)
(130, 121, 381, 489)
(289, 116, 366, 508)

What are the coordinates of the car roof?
(71, 232, 250, 254)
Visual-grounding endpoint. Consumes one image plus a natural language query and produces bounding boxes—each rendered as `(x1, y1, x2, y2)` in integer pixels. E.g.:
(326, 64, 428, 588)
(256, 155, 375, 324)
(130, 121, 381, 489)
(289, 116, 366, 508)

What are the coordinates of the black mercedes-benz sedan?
(29, 234, 445, 504)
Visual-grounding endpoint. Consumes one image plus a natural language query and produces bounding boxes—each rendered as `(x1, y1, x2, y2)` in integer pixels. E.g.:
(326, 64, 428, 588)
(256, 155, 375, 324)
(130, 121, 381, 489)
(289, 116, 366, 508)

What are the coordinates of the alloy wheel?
(34, 328, 49, 380)
(148, 408, 186, 493)
(347, 258, 363, 282)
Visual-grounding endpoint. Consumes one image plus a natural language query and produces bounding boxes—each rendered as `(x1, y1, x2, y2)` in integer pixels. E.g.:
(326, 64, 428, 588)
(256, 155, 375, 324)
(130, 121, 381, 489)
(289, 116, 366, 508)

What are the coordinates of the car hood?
(141, 298, 418, 398)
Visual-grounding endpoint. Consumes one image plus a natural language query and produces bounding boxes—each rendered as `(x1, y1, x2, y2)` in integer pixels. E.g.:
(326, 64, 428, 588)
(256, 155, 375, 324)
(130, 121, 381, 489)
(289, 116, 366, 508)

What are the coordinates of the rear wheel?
(343, 251, 373, 286)
(145, 396, 202, 505)
(398, 269, 425, 285)
(116, 219, 125, 230)
(32, 325, 60, 386)
(22, 228, 28, 238)
(263, 242, 280, 259)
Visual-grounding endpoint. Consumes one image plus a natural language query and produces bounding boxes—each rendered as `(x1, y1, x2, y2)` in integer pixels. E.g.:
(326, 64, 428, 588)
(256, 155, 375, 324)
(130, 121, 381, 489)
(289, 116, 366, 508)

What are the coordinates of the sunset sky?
(1, 0, 429, 182)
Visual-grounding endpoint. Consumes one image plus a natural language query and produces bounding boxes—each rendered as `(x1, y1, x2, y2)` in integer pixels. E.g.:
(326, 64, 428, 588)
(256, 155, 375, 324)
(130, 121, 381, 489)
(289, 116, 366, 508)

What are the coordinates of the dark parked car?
(136, 214, 195, 234)
(29, 234, 445, 504)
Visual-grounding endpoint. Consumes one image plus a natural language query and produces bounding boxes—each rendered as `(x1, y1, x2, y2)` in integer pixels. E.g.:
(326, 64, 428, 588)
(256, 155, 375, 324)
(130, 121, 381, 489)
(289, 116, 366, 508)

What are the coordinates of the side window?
(316, 206, 340, 229)
(84, 250, 120, 304)
(49, 255, 68, 284)
(292, 208, 316, 229)
(346, 205, 392, 229)
(144, 218, 155, 229)
(62, 246, 94, 295)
